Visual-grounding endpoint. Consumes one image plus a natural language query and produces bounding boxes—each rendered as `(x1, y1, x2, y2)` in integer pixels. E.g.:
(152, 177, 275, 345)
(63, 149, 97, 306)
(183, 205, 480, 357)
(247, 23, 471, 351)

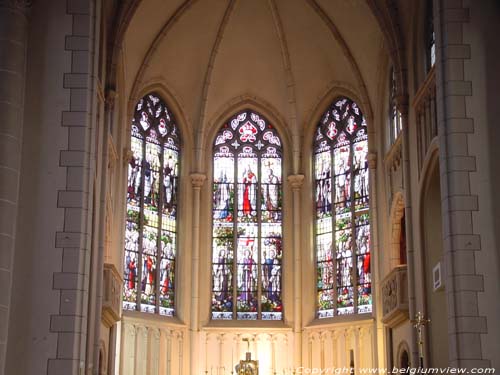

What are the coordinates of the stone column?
(287, 174, 304, 370)
(0, 1, 30, 373)
(190, 173, 206, 375)
(434, 0, 489, 368)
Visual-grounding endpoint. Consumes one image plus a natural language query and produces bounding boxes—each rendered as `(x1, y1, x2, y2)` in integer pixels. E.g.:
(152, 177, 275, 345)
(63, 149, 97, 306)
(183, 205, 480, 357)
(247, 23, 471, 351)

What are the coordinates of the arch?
(396, 341, 411, 369)
(129, 80, 194, 157)
(302, 84, 374, 188)
(123, 92, 181, 316)
(313, 96, 372, 318)
(105, 0, 143, 90)
(210, 108, 285, 321)
(364, 0, 408, 104)
(127, 0, 199, 109)
(202, 93, 292, 172)
(303, 83, 373, 142)
(304, 0, 373, 123)
(418, 145, 449, 367)
(98, 339, 107, 375)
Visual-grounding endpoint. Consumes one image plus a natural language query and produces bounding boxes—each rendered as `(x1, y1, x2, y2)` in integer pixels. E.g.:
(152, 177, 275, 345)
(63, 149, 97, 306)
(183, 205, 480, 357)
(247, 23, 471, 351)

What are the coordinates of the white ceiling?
(122, 0, 386, 135)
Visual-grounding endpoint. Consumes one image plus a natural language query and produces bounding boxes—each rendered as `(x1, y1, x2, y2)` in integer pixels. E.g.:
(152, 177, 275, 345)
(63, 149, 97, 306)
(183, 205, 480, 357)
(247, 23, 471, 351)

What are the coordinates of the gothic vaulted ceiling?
(122, 0, 386, 135)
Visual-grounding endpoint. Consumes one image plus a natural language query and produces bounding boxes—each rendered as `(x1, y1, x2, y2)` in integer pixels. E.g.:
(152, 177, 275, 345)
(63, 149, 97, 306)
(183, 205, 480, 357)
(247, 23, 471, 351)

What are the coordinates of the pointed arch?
(123, 92, 181, 316)
(210, 109, 284, 320)
(313, 96, 372, 318)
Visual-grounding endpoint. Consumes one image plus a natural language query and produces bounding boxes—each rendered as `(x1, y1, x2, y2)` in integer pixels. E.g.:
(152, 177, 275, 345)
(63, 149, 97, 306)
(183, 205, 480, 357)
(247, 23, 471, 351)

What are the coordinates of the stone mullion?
(0, 2, 30, 374)
(232, 158, 238, 319)
(330, 149, 338, 316)
(136, 136, 147, 310)
(287, 174, 304, 371)
(435, 0, 488, 368)
(189, 173, 206, 375)
(349, 142, 358, 314)
(155, 145, 165, 313)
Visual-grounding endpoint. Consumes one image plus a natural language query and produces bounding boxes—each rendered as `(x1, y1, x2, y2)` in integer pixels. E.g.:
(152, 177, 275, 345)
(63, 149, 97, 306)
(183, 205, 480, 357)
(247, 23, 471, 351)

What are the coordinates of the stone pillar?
(189, 173, 206, 375)
(434, 0, 489, 368)
(0, 1, 30, 373)
(287, 174, 304, 370)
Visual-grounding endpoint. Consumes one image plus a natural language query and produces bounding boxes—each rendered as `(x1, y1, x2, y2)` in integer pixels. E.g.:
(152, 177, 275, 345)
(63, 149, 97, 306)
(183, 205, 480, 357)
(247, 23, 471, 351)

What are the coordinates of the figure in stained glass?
(122, 92, 180, 316)
(212, 110, 283, 320)
(214, 171, 231, 219)
(214, 247, 231, 300)
(241, 166, 257, 216)
(314, 97, 371, 318)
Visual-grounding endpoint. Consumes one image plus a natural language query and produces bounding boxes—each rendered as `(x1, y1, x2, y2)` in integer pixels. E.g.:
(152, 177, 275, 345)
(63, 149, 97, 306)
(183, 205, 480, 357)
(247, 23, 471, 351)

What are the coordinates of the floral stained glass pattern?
(315, 97, 371, 318)
(123, 93, 180, 316)
(212, 110, 283, 320)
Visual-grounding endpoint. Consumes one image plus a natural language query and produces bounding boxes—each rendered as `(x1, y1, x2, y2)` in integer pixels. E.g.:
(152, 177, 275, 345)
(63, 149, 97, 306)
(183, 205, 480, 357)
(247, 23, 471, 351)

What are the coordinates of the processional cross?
(411, 311, 430, 367)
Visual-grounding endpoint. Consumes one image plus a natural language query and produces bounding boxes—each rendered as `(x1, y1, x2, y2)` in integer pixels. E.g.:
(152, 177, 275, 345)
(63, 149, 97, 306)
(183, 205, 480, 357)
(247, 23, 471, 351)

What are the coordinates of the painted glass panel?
(123, 93, 180, 316)
(212, 110, 283, 320)
(315, 97, 371, 318)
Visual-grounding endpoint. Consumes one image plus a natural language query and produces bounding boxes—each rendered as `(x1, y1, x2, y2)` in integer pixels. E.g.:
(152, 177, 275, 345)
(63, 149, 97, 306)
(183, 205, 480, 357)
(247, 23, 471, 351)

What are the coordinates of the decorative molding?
(381, 265, 409, 328)
(0, 0, 32, 12)
(384, 136, 402, 172)
(102, 263, 123, 327)
(190, 173, 206, 188)
(287, 174, 304, 190)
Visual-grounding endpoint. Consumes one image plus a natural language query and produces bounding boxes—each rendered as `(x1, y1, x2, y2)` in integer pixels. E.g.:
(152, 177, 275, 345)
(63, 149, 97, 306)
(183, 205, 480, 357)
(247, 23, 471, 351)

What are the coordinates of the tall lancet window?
(389, 67, 402, 143)
(314, 97, 371, 319)
(211, 110, 283, 321)
(123, 93, 180, 316)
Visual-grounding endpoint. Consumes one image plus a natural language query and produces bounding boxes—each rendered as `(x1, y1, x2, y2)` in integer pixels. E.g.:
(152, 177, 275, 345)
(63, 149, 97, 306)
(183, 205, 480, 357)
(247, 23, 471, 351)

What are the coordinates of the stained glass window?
(427, 0, 436, 70)
(390, 67, 402, 142)
(314, 97, 371, 319)
(123, 93, 180, 316)
(211, 110, 283, 321)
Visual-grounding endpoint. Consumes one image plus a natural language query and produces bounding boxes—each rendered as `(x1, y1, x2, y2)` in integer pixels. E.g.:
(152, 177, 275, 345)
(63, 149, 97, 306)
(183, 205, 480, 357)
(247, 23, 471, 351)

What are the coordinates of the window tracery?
(123, 93, 180, 316)
(211, 110, 283, 320)
(314, 97, 372, 318)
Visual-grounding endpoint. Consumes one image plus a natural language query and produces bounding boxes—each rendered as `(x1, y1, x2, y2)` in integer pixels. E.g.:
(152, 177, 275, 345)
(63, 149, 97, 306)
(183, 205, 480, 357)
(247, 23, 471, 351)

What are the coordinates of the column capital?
(0, 0, 33, 12)
(190, 173, 206, 188)
(287, 174, 304, 190)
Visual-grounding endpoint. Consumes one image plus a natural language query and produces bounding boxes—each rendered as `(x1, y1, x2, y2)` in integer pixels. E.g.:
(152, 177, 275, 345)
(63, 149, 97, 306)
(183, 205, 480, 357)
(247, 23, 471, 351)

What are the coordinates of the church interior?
(0, 0, 499, 374)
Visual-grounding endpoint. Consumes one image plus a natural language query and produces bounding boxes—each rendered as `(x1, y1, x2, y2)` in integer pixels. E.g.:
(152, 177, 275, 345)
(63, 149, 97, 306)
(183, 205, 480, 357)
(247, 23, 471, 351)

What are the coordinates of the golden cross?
(410, 311, 430, 367)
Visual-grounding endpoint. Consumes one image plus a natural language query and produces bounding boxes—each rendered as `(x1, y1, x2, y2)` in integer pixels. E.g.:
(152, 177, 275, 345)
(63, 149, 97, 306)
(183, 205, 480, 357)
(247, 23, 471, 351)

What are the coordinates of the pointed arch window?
(211, 110, 283, 320)
(390, 67, 402, 143)
(123, 93, 180, 316)
(314, 97, 371, 319)
(426, 0, 436, 70)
